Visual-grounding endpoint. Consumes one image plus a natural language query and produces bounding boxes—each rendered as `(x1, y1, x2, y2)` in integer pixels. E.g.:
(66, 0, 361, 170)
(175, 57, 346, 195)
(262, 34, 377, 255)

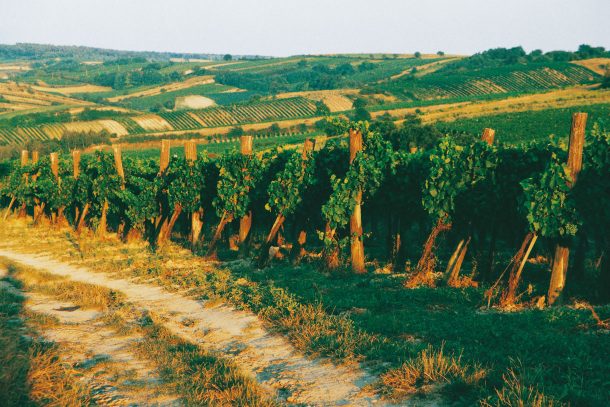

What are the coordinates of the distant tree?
(223, 54, 233, 61)
(414, 52, 422, 58)
(315, 100, 331, 116)
(297, 59, 308, 68)
(437, 51, 445, 56)
(269, 123, 281, 133)
(163, 99, 175, 110)
(228, 126, 244, 138)
(353, 106, 371, 121)
(352, 97, 367, 110)
(601, 69, 610, 89)
(358, 61, 376, 72)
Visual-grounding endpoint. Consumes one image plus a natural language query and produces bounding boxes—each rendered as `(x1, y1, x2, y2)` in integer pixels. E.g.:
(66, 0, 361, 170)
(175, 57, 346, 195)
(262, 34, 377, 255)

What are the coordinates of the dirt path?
(0, 249, 381, 406)
(27, 293, 182, 406)
(0, 267, 181, 406)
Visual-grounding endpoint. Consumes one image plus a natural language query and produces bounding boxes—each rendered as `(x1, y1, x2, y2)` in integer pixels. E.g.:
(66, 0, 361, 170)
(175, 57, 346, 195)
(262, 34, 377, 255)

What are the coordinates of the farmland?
(0, 42, 610, 406)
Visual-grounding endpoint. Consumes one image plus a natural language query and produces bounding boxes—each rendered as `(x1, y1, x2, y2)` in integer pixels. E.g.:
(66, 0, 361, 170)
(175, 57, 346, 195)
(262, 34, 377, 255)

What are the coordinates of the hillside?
(0, 43, 608, 152)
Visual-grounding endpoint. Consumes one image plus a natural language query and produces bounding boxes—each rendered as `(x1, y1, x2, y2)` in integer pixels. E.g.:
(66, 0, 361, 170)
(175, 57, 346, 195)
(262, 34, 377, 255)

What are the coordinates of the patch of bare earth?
(175, 95, 216, 110)
(26, 292, 182, 406)
(0, 249, 381, 406)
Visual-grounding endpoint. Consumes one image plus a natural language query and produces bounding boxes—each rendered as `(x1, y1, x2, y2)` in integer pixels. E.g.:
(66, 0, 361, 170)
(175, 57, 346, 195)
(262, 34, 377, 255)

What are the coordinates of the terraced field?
(189, 97, 317, 127)
(383, 63, 599, 100)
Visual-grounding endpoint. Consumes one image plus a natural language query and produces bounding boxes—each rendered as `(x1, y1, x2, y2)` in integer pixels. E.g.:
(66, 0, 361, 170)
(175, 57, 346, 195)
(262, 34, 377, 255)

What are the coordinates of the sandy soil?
(175, 95, 216, 110)
(28, 293, 181, 406)
(275, 89, 357, 112)
(0, 249, 381, 406)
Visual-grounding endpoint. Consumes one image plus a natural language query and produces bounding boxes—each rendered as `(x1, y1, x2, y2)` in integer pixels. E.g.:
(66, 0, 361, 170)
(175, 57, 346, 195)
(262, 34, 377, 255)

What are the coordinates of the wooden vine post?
(72, 150, 88, 231)
(238, 135, 253, 247)
(185, 140, 204, 245)
(157, 139, 182, 245)
(159, 139, 170, 174)
(31, 151, 44, 221)
(446, 128, 495, 286)
(206, 136, 253, 257)
(15, 150, 29, 218)
(49, 152, 62, 223)
(349, 128, 365, 273)
(548, 112, 587, 305)
(260, 138, 315, 266)
(291, 138, 316, 264)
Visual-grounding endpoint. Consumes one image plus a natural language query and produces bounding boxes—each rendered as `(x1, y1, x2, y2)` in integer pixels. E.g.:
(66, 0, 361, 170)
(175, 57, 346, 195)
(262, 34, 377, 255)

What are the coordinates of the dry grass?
(372, 86, 610, 124)
(26, 343, 92, 407)
(0, 82, 91, 113)
(379, 345, 487, 400)
(4, 262, 125, 310)
(175, 94, 216, 109)
(0, 285, 90, 406)
(131, 114, 174, 131)
(571, 58, 610, 76)
(275, 89, 358, 112)
(126, 311, 276, 406)
(107, 75, 215, 102)
(482, 368, 561, 407)
(32, 84, 112, 95)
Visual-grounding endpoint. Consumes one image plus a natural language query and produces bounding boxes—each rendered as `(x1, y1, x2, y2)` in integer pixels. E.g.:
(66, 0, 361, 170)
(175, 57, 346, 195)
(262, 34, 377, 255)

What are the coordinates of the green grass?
(1, 220, 609, 405)
(437, 103, 610, 144)
(121, 83, 234, 111)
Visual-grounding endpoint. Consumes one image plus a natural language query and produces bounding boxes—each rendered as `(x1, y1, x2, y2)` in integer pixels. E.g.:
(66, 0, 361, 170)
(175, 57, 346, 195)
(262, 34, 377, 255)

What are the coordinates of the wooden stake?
(17, 151, 29, 217)
(481, 128, 496, 145)
(72, 150, 81, 179)
(31, 151, 42, 219)
(184, 140, 197, 161)
(349, 129, 365, 273)
(445, 127, 496, 282)
(160, 139, 170, 174)
(50, 153, 59, 180)
(501, 232, 538, 306)
(548, 113, 587, 305)
(20, 150, 29, 167)
(238, 136, 253, 247)
(73, 150, 81, 223)
(289, 139, 317, 263)
(207, 212, 233, 258)
(113, 145, 125, 183)
(185, 140, 203, 245)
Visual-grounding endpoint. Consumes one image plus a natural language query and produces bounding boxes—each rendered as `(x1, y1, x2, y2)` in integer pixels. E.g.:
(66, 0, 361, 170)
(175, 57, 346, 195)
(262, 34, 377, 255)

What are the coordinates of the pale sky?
(1, 0, 608, 57)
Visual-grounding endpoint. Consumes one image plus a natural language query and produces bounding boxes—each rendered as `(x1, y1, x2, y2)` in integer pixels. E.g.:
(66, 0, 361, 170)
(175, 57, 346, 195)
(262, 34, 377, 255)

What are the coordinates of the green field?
(437, 103, 610, 143)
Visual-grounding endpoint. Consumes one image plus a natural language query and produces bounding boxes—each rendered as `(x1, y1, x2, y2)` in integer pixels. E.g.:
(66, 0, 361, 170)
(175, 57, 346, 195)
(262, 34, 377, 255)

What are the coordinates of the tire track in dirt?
(0, 249, 382, 406)
(0, 268, 182, 406)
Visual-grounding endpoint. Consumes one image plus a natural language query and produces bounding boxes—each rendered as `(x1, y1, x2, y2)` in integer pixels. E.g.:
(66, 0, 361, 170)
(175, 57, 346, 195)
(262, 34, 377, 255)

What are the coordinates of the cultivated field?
(1, 43, 610, 406)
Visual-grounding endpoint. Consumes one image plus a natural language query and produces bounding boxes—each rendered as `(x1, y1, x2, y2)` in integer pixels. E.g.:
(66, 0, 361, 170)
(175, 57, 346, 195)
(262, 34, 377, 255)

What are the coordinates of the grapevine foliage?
(213, 151, 263, 219)
(322, 121, 393, 230)
(521, 152, 579, 239)
(423, 137, 496, 223)
(266, 149, 315, 217)
(164, 155, 206, 213)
